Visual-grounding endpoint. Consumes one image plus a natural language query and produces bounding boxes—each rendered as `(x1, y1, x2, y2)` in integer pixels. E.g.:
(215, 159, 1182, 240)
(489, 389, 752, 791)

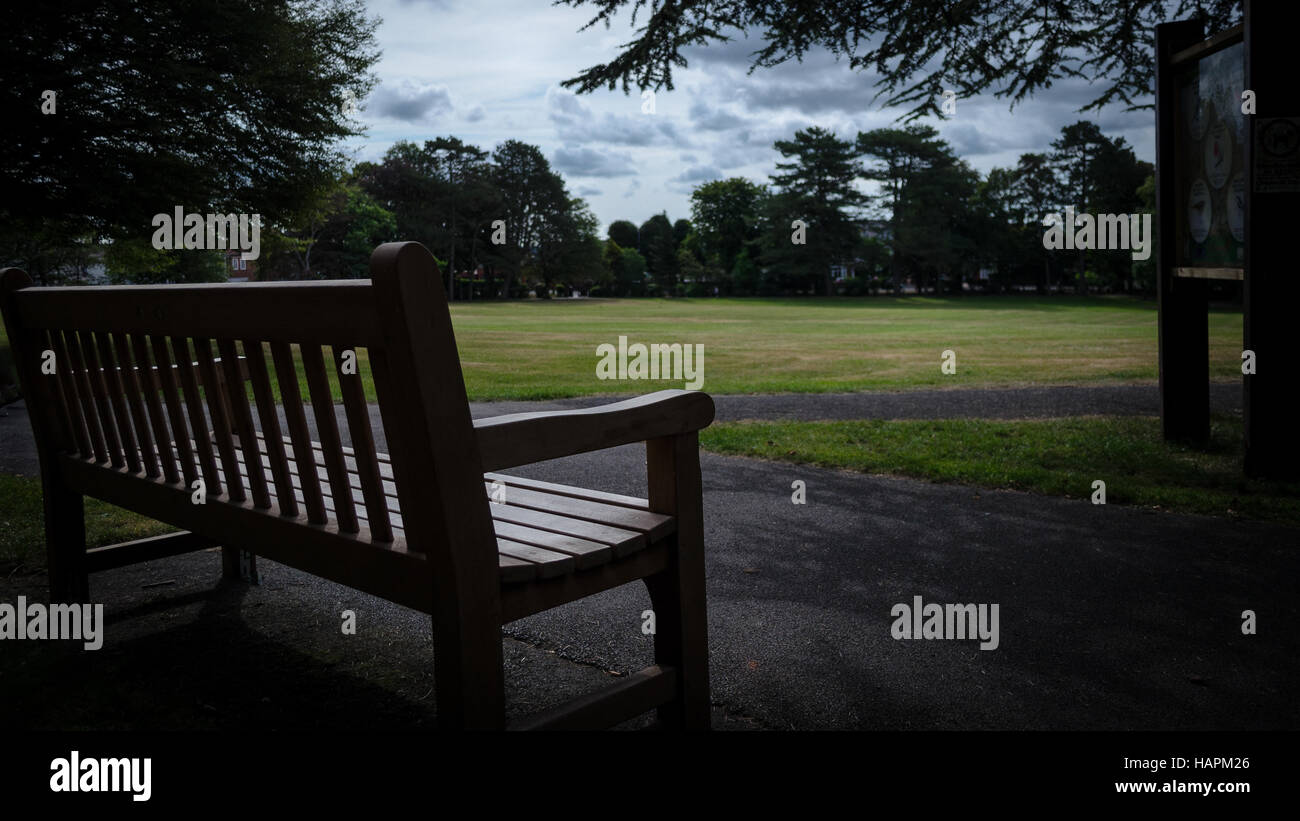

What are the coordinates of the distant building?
(224, 249, 258, 282)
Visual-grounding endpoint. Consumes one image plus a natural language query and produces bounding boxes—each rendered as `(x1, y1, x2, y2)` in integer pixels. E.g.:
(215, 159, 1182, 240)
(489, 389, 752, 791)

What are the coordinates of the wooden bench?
(0, 241, 714, 730)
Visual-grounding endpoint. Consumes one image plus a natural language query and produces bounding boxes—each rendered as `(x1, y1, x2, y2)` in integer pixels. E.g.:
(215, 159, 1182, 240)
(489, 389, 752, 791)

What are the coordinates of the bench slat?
(301, 343, 358, 533)
(487, 504, 646, 556)
(193, 337, 243, 500)
(494, 539, 576, 579)
(489, 520, 613, 570)
(15, 281, 384, 347)
(335, 345, 391, 542)
(77, 330, 123, 467)
(94, 331, 142, 474)
(152, 334, 199, 486)
(113, 332, 160, 478)
(172, 337, 223, 494)
(245, 340, 297, 518)
(49, 329, 91, 458)
(271, 342, 327, 525)
(482, 472, 650, 511)
(131, 333, 178, 483)
(482, 481, 673, 540)
(218, 338, 270, 509)
(64, 330, 107, 463)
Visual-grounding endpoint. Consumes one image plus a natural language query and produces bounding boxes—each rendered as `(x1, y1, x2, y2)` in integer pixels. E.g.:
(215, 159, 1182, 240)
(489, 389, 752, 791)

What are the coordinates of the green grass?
(0, 296, 1244, 402)
(0, 473, 175, 570)
(446, 295, 1242, 400)
(699, 414, 1300, 525)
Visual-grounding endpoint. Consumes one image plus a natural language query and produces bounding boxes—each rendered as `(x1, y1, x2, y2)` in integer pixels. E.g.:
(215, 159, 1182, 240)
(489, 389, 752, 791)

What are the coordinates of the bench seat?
(172, 433, 675, 585)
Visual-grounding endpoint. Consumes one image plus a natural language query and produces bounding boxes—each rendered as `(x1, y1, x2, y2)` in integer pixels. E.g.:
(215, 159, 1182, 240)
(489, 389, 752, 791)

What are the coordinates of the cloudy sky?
(351, 0, 1157, 234)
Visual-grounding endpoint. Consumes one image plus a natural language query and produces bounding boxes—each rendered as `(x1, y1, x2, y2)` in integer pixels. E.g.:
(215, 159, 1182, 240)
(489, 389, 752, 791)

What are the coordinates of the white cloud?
(350, 0, 1156, 234)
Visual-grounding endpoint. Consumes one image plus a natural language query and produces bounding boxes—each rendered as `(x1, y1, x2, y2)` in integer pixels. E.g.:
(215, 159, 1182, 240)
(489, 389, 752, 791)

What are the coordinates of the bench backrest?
(0, 243, 500, 591)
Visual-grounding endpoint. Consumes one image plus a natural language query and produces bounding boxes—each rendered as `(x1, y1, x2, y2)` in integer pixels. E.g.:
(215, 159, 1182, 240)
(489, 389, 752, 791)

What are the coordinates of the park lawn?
(0, 473, 175, 571)
(1, 296, 1244, 403)
(446, 295, 1244, 399)
(699, 414, 1300, 526)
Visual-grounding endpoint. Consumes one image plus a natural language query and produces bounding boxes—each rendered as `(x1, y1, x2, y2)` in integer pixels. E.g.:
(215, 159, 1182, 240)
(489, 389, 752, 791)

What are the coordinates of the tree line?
(660, 119, 1155, 297)
(254, 117, 1152, 299)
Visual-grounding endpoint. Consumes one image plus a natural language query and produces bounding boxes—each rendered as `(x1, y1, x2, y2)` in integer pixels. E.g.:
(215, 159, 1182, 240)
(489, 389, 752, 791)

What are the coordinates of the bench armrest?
(473, 389, 715, 472)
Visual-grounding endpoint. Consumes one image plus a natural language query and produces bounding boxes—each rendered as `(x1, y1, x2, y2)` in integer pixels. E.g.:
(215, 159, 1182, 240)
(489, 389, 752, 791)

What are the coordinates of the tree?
(487, 140, 563, 297)
(857, 125, 953, 292)
(104, 239, 227, 285)
(1010, 153, 1062, 292)
(355, 141, 442, 251)
(639, 213, 679, 295)
(897, 156, 980, 294)
(2, 0, 379, 270)
(672, 218, 693, 249)
(424, 137, 493, 299)
(689, 177, 768, 275)
(607, 220, 639, 250)
(1051, 121, 1108, 292)
(534, 195, 603, 296)
(616, 247, 648, 296)
(559, 1, 1240, 120)
(1133, 174, 1157, 294)
(325, 187, 398, 279)
(766, 127, 865, 295)
(730, 247, 761, 296)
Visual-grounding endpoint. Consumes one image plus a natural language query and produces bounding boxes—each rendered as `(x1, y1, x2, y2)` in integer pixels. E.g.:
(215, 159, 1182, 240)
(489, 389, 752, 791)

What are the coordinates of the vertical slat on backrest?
(150, 335, 198, 487)
(334, 345, 391, 542)
(217, 339, 270, 509)
(171, 337, 222, 496)
(270, 342, 327, 525)
(77, 330, 125, 468)
(65, 330, 109, 464)
(193, 338, 244, 502)
(94, 332, 142, 474)
(61, 327, 105, 462)
(47, 329, 90, 457)
(130, 334, 179, 484)
(111, 332, 160, 478)
(301, 343, 358, 533)
(243, 340, 297, 517)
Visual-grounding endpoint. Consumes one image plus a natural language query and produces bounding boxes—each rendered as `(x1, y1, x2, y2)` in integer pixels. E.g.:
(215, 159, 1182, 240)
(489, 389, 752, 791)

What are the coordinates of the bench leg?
(44, 480, 88, 603)
(432, 615, 505, 730)
(221, 547, 259, 584)
(645, 549, 710, 729)
(646, 434, 711, 730)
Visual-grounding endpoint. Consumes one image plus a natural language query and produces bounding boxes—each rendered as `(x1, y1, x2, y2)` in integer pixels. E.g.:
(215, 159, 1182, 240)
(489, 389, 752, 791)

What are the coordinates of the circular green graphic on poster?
(1228, 173, 1245, 243)
(1188, 179, 1211, 243)
(1205, 121, 1231, 188)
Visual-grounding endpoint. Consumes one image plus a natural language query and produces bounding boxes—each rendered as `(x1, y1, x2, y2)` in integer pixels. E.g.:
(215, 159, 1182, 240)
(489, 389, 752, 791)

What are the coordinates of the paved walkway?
(465, 382, 1243, 422)
(0, 383, 1244, 477)
(3, 384, 1294, 730)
